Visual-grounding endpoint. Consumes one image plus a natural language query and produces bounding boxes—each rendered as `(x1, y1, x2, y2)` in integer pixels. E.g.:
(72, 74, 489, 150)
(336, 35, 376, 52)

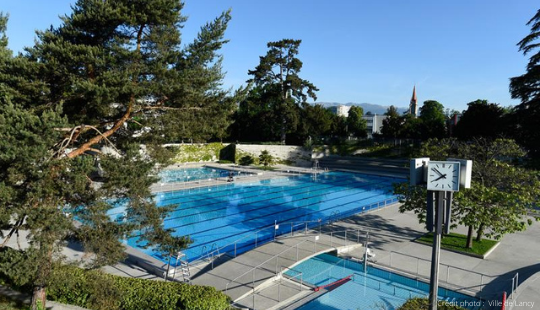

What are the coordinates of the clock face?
(426, 161, 460, 191)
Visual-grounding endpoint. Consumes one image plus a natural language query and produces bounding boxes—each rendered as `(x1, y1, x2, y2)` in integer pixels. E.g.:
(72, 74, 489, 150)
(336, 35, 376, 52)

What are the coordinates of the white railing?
(510, 272, 519, 300)
(191, 219, 323, 268)
(224, 240, 313, 296)
(385, 251, 496, 294)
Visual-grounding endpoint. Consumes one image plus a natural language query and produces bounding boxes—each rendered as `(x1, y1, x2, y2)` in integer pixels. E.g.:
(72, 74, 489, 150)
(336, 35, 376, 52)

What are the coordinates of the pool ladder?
(178, 253, 191, 283)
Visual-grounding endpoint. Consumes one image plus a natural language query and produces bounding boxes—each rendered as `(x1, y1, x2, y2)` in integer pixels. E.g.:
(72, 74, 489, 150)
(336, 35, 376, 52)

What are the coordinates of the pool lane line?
(150, 191, 393, 253)
(160, 193, 392, 261)
(157, 174, 394, 215)
(109, 173, 382, 218)
(108, 175, 358, 218)
(155, 171, 399, 205)
(128, 191, 391, 261)
(158, 177, 389, 220)
(158, 178, 393, 227)
(148, 179, 393, 236)
(182, 192, 389, 242)
(154, 172, 358, 206)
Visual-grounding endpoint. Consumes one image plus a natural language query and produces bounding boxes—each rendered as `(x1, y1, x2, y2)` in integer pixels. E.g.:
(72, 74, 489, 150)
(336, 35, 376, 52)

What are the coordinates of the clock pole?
(429, 190, 445, 310)
(410, 158, 472, 310)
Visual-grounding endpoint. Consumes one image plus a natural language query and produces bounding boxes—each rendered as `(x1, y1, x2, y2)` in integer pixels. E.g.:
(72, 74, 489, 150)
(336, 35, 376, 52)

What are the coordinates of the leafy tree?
(453, 100, 508, 140)
(233, 85, 283, 142)
(381, 105, 403, 139)
(396, 138, 540, 248)
(0, 2, 232, 308)
(295, 103, 334, 141)
(328, 114, 348, 137)
(419, 100, 447, 139)
(346, 106, 367, 138)
(509, 9, 540, 158)
(247, 39, 318, 144)
(400, 114, 423, 139)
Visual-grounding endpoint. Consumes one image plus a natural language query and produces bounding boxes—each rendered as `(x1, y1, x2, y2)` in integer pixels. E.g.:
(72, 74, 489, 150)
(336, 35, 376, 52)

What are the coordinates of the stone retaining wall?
(235, 144, 312, 167)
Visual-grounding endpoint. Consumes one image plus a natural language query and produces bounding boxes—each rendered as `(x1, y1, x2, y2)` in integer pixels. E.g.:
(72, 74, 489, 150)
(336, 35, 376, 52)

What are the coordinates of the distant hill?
(315, 102, 408, 115)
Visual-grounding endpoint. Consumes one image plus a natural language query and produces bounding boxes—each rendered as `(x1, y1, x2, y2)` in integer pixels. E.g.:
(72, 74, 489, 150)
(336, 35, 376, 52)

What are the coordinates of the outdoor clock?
(426, 161, 460, 192)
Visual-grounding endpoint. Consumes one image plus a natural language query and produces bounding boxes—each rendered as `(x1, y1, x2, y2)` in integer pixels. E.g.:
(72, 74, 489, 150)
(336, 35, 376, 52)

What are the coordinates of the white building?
(327, 105, 351, 117)
(362, 114, 387, 139)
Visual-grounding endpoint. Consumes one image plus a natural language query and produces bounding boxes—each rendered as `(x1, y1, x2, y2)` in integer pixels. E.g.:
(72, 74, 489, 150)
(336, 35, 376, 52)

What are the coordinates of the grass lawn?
(417, 232, 498, 256)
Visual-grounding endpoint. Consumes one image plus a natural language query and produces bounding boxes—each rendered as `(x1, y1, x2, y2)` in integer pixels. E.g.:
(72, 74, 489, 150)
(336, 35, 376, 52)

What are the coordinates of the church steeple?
(409, 86, 418, 117)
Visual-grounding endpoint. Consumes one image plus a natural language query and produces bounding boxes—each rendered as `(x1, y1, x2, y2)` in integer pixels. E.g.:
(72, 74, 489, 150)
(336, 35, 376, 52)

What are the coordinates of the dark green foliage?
(0, 2, 234, 307)
(245, 39, 318, 144)
(346, 106, 367, 138)
(292, 103, 335, 142)
(453, 100, 509, 140)
(42, 263, 230, 310)
(219, 144, 236, 162)
(398, 297, 468, 310)
(239, 155, 255, 166)
(509, 9, 540, 158)
(381, 105, 403, 139)
(258, 150, 274, 167)
(419, 100, 447, 139)
(0, 294, 30, 310)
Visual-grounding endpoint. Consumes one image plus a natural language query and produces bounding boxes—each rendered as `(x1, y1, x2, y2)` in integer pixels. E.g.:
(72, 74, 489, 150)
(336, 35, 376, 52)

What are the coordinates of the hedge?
(0, 251, 230, 310)
(46, 265, 231, 310)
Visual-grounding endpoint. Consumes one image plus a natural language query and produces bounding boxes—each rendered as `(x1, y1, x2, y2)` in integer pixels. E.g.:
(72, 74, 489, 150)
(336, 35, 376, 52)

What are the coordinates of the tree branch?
(1, 216, 25, 248)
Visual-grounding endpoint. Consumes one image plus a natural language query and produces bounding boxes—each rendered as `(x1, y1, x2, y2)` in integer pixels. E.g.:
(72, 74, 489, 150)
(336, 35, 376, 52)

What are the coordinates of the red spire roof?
(411, 86, 417, 103)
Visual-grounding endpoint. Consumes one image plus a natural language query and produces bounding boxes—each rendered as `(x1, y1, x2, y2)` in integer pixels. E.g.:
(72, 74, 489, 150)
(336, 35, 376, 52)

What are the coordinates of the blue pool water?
(289, 253, 482, 310)
(159, 166, 250, 183)
(117, 171, 402, 263)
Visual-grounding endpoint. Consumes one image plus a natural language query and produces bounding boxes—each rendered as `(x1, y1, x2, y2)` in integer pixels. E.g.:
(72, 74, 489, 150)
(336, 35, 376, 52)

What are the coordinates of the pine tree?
(0, 2, 233, 308)
(247, 39, 318, 144)
(509, 9, 540, 158)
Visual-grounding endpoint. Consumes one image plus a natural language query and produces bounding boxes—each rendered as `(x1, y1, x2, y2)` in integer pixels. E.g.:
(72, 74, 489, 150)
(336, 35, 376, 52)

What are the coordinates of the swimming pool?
(159, 166, 250, 183)
(118, 171, 402, 263)
(288, 253, 482, 310)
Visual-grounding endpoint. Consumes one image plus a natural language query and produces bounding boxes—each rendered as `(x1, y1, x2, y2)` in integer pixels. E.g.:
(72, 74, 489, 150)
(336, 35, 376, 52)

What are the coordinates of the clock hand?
(433, 168, 444, 176)
(433, 174, 447, 182)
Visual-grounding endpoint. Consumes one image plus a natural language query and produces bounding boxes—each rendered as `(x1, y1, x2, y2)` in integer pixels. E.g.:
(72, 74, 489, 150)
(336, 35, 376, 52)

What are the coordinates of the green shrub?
(47, 265, 92, 307)
(258, 150, 274, 167)
(239, 155, 254, 166)
(398, 297, 468, 310)
(45, 265, 230, 310)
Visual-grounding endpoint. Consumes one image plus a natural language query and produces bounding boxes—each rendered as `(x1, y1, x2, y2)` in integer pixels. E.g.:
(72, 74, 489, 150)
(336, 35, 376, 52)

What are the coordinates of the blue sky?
(2, 0, 538, 111)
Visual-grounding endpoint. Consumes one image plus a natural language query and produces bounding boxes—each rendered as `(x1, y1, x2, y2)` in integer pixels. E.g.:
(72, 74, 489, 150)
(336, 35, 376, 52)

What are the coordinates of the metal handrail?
(235, 266, 305, 309)
(225, 239, 310, 294)
(510, 272, 519, 300)
(192, 219, 324, 267)
(387, 251, 497, 293)
(192, 223, 276, 264)
(350, 271, 429, 299)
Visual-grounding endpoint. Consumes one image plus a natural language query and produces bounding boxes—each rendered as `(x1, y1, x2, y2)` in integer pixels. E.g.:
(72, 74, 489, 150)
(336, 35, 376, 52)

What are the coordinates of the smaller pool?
(287, 253, 482, 310)
(159, 167, 250, 183)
